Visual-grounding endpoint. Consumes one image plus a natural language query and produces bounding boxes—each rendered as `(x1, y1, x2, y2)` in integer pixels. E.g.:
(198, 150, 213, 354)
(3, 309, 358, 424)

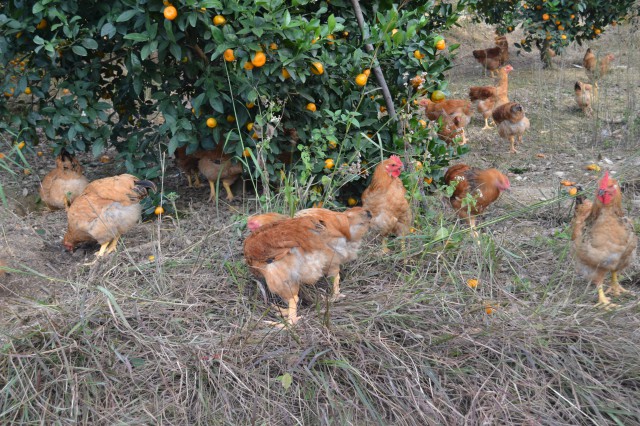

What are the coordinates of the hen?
(63, 174, 156, 257)
(472, 46, 502, 77)
(39, 150, 89, 210)
(361, 155, 412, 252)
(198, 146, 243, 201)
(244, 208, 371, 326)
(174, 146, 202, 188)
(418, 98, 472, 145)
(492, 102, 530, 154)
(469, 64, 513, 129)
(444, 164, 510, 235)
(574, 81, 594, 116)
(495, 35, 509, 65)
(572, 172, 637, 307)
(437, 114, 468, 146)
(583, 48, 614, 83)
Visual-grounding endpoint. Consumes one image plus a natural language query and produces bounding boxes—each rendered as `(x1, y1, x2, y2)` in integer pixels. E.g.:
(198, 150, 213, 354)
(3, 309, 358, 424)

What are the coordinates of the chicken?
(571, 172, 637, 307)
(39, 150, 89, 210)
(575, 81, 595, 116)
(583, 48, 614, 83)
(495, 35, 509, 65)
(244, 207, 372, 326)
(472, 46, 502, 77)
(492, 102, 530, 154)
(444, 164, 510, 235)
(437, 114, 468, 146)
(174, 146, 202, 188)
(418, 98, 472, 145)
(63, 174, 156, 257)
(469, 64, 513, 129)
(247, 212, 287, 232)
(197, 147, 243, 201)
(361, 155, 412, 252)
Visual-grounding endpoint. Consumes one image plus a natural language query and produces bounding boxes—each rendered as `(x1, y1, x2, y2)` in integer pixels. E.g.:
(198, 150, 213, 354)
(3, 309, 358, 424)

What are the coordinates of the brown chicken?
(418, 98, 472, 145)
(572, 172, 637, 307)
(198, 146, 243, 201)
(174, 146, 202, 188)
(244, 208, 371, 326)
(247, 212, 288, 232)
(495, 35, 509, 65)
(39, 150, 89, 210)
(469, 64, 513, 129)
(472, 46, 502, 77)
(492, 102, 530, 154)
(444, 164, 510, 235)
(583, 48, 614, 83)
(63, 174, 156, 257)
(575, 81, 595, 116)
(361, 155, 412, 252)
(437, 115, 468, 146)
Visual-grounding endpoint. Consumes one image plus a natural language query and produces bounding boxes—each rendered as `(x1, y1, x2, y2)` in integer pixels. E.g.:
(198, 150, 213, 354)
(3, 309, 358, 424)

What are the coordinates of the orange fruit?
(17, 141, 25, 150)
(282, 68, 291, 79)
(561, 34, 567, 40)
(347, 197, 357, 207)
(206, 117, 217, 128)
(570, 14, 575, 19)
(24, 87, 31, 95)
(213, 15, 226, 26)
(226, 115, 235, 123)
(324, 158, 334, 169)
(328, 140, 337, 149)
(355, 73, 368, 86)
(568, 187, 578, 196)
(164, 5, 177, 21)
(413, 50, 424, 59)
(246, 122, 254, 131)
(306, 103, 317, 112)
(594, 28, 601, 35)
(223, 49, 235, 62)
(251, 132, 259, 140)
(560, 180, 576, 186)
(435, 39, 446, 50)
(558, 25, 564, 31)
(148, 255, 155, 261)
(418, 119, 427, 128)
(154, 206, 165, 215)
(269, 43, 278, 50)
(327, 34, 335, 45)
(99, 155, 111, 163)
(23, 168, 31, 175)
(0, 153, 4, 160)
(310, 62, 324, 75)
(36, 19, 47, 30)
(485, 306, 494, 315)
(414, 161, 423, 170)
(242, 148, 251, 157)
(363, 69, 371, 77)
(467, 279, 478, 289)
(542, 13, 550, 21)
(555, 20, 561, 25)
(37, 151, 43, 156)
(251, 51, 267, 67)
(424, 177, 433, 184)
(431, 90, 445, 103)
(243, 61, 254, 70)
(246, 102, 255, 109)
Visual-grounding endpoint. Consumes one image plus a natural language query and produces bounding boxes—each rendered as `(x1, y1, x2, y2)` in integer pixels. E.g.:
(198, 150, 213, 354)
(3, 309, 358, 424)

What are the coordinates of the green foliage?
(0, 0, 470, 204)
(469, 0, 636, 66)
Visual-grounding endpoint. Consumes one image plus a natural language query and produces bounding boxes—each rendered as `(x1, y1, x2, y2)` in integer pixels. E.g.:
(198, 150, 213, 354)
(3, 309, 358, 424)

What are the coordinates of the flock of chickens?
(33, 34, 635, 326)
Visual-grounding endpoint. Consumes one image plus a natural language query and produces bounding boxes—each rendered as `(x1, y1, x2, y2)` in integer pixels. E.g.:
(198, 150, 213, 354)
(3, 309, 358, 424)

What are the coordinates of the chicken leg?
(222, 181, 235, 201)
(469, 216, 480, 239)
(265, 296, 301, 328)
(607, 271, 630, 297)
(330, 274, 345, 302)
(193, 172, 202, 188)
(509, 136, 518, 154)
(482, 117, 494, 130)
(106, 235, 120, 254)
(207, 180, 216, 202)
(186, 174, 193, 188)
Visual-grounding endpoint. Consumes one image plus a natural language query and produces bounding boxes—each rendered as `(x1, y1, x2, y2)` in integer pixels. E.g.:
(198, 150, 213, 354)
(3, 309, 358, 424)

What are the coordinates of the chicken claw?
(222, 181, 235, 201)
(595, 286, 618, 309)
(265, 296, 301, 328)
(606, 271, 631, 297)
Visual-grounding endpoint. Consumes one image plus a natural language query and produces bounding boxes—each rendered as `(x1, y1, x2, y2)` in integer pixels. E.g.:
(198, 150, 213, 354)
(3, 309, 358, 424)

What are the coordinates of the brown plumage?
(247, 212, 288, 232)
(575, 81, 594, 116)
(492, 102, 530, 154)
(444, 164, 510, 234)
(572, 172, 637, 307)
(418, 98, 472, 145)
(63, 174, 156, 257)
(472, 46, 502, 77)
(495, 35, 509, 64)
(197, 146, 243, 201)
(174, 146, 202, 188)
(244, 207, 371, 326)
(39, 150, 89, 210)
(437, 115, 468, 146)
(584, 48, 614, 83)
(469, 65, 513, 129)
(361, 155, 412, 252)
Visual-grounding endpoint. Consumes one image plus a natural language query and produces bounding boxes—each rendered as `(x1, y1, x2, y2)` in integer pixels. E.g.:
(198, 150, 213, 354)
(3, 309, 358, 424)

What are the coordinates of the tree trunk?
(539, 38, 553, 69)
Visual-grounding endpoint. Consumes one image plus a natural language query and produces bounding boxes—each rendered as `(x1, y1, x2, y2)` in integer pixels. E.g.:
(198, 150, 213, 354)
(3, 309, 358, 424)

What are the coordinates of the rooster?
(572, 172, 637, 307)
(444, 164, 510, 235)
(492, 102, 530, 154)
(63, 174, 156, 257)
(469, 65, 513, 129)
(39, 150, 89, 210)
(361, 155, 412, 252)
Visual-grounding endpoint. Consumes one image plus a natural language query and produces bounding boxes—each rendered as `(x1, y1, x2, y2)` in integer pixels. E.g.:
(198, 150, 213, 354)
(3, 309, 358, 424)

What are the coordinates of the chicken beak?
(135, 180, 158, 193)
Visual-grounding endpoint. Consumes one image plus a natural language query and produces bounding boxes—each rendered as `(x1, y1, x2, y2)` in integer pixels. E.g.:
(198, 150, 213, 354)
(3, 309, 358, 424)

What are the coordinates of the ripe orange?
(251, 51, 267, 67)
(324, 158, 335, 169)
(246, 122, 254, 131)
(485, 306, 494, 315)
(561, 34, 567, 40)
(36, 19, 47, 30)
(154, 206, 165, 215)
(243, 61, 254, 70)
(164, 5, 177, 21)
(310, 62, 324, 75)
(206, 117, 217, 128)
(568, 187, 578, 196)
(555, 20, 561, 25)
(246, 102, 255, 109)
(37, 151, 43, 156)
(424, 177, 433, 184)
(413, 50, 424, 59)
(557, 25, 565, 31)
(570, 14, 575, 19)
(328, 140, 337, 149)
(560, 180, 576, 186)
(17, 141, 25, 150)
(347, 197, 357, 206)
(431, 90, 445, 103)
(594, 28, 601, 35)
(306, 103, 317, 112)
(282, 68, 291, 79)
(223, 49, 235, 62)
(213, 15, 226, 26)
(435, 39, 446, 50)
(24, 87, 31, 95)
(355, 73, 368, 86)
(418, 119, 427, 128)
(327, 34, 335, 45)
(467, 279, 478, 289)
(542, 13, 550, 21)
(363, 69, 371, 77)
(269, 43, 278, 50)
(242, 148, 251, 157)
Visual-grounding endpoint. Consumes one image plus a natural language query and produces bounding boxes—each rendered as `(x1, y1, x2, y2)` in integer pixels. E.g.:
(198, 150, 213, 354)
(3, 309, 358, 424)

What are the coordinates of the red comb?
(389, 154, 402, 164)
(598, 171, 610, 189)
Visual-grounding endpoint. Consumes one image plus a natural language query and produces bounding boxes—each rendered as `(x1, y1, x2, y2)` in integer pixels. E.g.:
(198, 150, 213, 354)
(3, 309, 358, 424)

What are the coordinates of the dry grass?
(2, 21, 640, 425)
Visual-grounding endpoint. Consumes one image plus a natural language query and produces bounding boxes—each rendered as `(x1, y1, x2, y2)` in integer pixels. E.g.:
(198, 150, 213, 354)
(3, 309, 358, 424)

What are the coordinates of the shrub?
(0, 0, 471, 206)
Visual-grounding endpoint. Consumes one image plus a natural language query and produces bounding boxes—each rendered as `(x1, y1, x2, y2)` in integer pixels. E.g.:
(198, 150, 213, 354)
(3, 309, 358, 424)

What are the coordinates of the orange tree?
(0, 0, 471, 206)
(468, 0, 637, 68)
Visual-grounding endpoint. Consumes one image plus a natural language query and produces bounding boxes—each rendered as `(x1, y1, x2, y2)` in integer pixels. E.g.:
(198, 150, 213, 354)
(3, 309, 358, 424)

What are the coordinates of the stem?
(349, 0, 396, 122)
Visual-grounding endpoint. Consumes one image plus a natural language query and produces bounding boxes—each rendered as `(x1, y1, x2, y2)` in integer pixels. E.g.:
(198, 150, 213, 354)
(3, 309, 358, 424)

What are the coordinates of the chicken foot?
(606, 271, 631, 297)
(265, 295, 301, 328)
(222, 181, 235, 201)
(481, 117, 494, 130)
(329, 274, 345, 302)
(509, 136, 518, 154)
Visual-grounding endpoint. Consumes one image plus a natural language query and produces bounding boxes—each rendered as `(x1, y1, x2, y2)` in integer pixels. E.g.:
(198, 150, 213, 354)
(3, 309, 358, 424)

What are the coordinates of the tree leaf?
(72, 45, 87, 56)
(116, 10, 139, 22)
